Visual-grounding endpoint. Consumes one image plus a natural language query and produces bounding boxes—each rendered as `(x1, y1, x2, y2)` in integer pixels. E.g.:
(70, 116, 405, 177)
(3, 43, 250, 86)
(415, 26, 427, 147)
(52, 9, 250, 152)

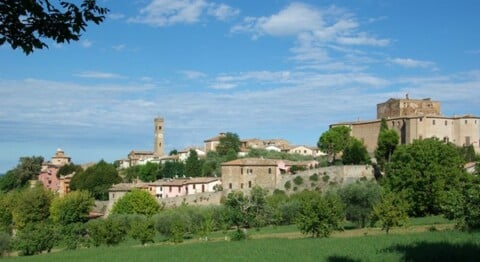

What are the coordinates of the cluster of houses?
(34, 97, 479, 215)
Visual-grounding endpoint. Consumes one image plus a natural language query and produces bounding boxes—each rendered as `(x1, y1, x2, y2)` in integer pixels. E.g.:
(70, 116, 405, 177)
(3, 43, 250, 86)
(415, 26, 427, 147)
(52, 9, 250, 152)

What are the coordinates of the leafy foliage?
(13, 186, 53, 230)
(0, 0, 109, 54)
(138, 162, 161, 182)
(111, 189, 161, 216)
(443, 179, 480, 231)
(383, 138, 468, 216)
(375, 118, 399, 172)
(216, 132, 241, 157)
(86, 216, 128, 247)
(57, 163, 83, 177)
(186, 149, 202, 177)
(293, 176, 304, 186)
(50, 190, 94, 225)
(13, 222, 58, 256)
(0, 191, 17, 234)
(338, 180, 381, 228)
(296, 191, 344, 238)
(0, 232, 10, 257)
(128, 215, 156, 246)
(342, 138, 371, 165)
(371, 191, 409, 234)
(0, 156, 44, 192)
(162, 161, 185, 178)
(70, 160, 121, 200)
(317, 126, 351, 163)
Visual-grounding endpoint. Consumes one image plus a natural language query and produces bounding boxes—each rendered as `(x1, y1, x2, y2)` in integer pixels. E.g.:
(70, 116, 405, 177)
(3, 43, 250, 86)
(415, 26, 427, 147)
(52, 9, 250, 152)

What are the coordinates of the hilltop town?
(0, 96, 479, 257)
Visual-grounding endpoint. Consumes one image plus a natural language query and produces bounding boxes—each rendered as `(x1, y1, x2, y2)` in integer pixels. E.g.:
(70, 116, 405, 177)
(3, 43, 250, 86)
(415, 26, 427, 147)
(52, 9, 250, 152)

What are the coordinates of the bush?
(284, 181, 291, 190)
(0, 232, 10, 257)
(129, 216, 156, 245)
(230, 229, 247, 241)
(87, 216, 128, 247)
(309, 173, 319, 181)
(293, 176, 304, 186)
(322, 175, 330, 182)
(14, 222, 58, 256)
(59, 223, 89, 250)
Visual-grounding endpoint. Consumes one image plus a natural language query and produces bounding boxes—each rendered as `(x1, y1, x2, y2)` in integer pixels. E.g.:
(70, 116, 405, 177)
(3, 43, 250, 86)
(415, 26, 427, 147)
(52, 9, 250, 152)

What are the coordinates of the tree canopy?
(375, 118, 399, 172)
(111, 189, 161, 216)
(0, 0, 109, 54)
(317, 126, 351, 163)
(216, 132, 241, 157)
(0, 156, 44, 192)
(70, 160, 121, 200)
(185, 149, 202, 177)
(342, 138, 370, 165)
(50, 190, 94, 225)
(383, 138, 469, 216)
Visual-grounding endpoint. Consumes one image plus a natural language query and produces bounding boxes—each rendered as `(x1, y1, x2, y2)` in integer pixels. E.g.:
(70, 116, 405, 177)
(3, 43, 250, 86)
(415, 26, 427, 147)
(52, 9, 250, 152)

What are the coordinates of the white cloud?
(81, 39, 93, 48)
(337, 33, 390, 46)
(128, 0, 238, 26)
(207, 3, 240, 21)
(74, 71, 126, 79)
(180, 70, 207, 79)
(112, 44, 126, 51)
(390, 58, 437, 69)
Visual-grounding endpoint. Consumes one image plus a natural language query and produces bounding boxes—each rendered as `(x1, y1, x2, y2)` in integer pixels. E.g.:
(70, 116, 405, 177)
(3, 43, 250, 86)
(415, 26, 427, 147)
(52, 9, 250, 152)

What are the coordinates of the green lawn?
(4, 228, 480, 261)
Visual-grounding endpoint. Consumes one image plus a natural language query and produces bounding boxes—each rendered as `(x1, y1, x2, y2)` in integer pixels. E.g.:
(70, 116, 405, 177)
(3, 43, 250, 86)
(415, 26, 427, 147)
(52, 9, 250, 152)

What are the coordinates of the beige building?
(204, 132, 226, 153)
(221, 158, 318, 193)
(331, 97, 480, 153)
(289, 145, 324, 157)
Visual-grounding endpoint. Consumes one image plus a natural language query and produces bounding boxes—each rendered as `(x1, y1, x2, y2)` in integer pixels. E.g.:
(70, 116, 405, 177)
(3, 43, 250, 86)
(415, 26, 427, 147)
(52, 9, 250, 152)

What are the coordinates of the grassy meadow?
(3, 217, 480, 262)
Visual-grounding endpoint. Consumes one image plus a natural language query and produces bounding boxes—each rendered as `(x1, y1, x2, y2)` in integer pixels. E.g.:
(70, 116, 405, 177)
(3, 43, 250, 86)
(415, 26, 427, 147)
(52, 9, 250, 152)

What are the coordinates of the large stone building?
(221, 158, 318, 193)
(38, 148, 71, 193)
(331, 97, 480, 153)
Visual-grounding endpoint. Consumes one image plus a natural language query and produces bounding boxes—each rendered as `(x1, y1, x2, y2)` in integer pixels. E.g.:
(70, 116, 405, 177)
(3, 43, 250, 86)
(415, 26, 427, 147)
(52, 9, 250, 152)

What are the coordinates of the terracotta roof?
(109, 182, 148, 192)
(222, 158, 280, 166)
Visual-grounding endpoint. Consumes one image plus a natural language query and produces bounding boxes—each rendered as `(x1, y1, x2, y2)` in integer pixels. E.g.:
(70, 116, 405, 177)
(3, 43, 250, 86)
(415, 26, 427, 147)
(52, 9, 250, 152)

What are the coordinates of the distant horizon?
(1, 0, 479, 172)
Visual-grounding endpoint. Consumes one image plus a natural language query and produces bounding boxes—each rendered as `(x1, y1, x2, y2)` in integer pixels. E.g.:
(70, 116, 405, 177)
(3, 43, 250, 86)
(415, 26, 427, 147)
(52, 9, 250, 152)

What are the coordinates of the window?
(158, 126, 162, 130)
(465, 136, 471, 146)
(241, 183, 244, 189)
(443, 137, 449, 143)
(202, 185, 205, 192)
(229, 183, 232, 189)
(169, 186, 172, 192)
(445, 120, 448, 126)
(268, 168, 272, 174)
(419, 117, 423, 122)
(178, 187, 181, 193)
(241, 167, 243, 175)
(249, 181, 252, 188)
(112, 193, 115, 199)
(465, 120, 468, 124)
(193, 184, 196, 189)
(432, 120, 436, 125)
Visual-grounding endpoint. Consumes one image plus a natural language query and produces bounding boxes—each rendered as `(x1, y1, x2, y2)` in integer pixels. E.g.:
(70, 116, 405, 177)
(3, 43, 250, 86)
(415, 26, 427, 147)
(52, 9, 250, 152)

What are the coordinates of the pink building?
(38, 149, 71, 193)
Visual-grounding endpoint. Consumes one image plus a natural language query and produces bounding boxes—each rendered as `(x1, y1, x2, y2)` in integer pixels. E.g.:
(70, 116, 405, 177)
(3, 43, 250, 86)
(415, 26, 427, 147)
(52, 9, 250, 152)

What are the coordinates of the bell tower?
(154, 117, 164, 156)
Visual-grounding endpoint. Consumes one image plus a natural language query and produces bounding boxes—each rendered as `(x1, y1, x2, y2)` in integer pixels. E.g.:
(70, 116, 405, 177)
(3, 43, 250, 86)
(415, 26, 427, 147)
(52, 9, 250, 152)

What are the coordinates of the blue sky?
(1, 0, 479, 172)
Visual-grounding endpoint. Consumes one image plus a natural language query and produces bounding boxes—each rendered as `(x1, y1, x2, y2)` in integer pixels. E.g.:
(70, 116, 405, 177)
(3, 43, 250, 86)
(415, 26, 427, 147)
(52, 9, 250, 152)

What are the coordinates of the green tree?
(0, 232, 10, 257)
(13, 186, 53, 230)
(296, 191, 344, 238)
(13, 222, 58, 256)
(111, 189, 161, 216)
(317, 126, 351, 163)
(342, 138, 371, 165)
(0, 0, 109, 54)
(185, 149, 202, 177)
(0, 191, 17, 234)
(371, 191, 409, 234)
(216, 132, 241, 157)
(375, 118, 399, 172)
(138, 162, 161, 182)
(129, 215, 156, 246)
(384, 138, 468, 216)
(443, 178, 480, 231)
(86, 216, 128, 247)
(50, 190, 94, 225)
(162, 161, 185, 178)
(338, 180, 381, 228)
(57, 163, 83, 177)
(0, 156, 44, 192)
(122, 165, 141, 182)
(70, 160, 121, 200)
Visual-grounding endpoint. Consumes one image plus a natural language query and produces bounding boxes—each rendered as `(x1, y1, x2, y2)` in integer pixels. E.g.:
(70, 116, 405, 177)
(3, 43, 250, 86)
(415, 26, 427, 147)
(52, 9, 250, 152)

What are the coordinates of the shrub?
(309, 173, 319, 181)
(293, 176, 304, 186)
(128, 215, 156, 246)
(14, 222, 58, 256)
(230, 229, 247, 241)
(0, 232, 10, 257)
(86, 216, 128, 247)
(322, 175, 330, 182)
(284, 181, 291, 190)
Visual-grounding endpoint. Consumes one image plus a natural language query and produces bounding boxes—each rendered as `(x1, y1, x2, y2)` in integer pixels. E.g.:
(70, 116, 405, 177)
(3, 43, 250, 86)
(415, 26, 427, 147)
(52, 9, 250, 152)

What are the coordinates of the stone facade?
(154, 117, 164, 156)
(332, 97, 480, 153)
(221, 158, 318, 193)
(377, 97, 441, 119)
(204, 132, 226, 153)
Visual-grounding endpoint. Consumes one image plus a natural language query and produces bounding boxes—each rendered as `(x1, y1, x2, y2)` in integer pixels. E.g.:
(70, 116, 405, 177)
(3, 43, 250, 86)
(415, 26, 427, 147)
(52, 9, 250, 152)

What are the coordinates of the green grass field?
(4, 217, 479, 261)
